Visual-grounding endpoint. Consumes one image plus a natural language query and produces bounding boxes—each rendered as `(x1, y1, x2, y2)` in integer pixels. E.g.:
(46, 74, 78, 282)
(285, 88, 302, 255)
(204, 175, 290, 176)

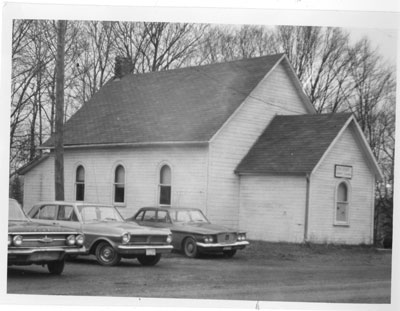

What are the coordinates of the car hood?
(8, 220, 78, 233)
(172, 222, 239, 235)
(83, 221, 171, 236)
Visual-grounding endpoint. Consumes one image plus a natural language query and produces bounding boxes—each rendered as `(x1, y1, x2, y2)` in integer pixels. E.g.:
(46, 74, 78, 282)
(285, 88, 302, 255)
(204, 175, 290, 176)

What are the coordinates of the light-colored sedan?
(27, 202, 173, 266)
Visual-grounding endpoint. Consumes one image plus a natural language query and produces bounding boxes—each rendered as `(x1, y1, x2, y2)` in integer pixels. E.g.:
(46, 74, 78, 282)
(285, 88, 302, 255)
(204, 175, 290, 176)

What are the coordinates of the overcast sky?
(348, 28, 398, 65)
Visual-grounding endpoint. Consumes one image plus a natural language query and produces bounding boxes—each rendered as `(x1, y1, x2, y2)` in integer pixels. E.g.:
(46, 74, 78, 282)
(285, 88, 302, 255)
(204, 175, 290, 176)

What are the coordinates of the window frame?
(334, 180, 351, 226)
(158, 164, 172, 206)
(75, 165, 85, 202)
(113, 164, 126, 206)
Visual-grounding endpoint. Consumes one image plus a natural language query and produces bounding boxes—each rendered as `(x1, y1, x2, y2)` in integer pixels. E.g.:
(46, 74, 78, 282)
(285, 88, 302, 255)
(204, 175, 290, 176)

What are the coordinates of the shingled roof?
(43, 53, 297, 148)
(235, 113, 353, 175)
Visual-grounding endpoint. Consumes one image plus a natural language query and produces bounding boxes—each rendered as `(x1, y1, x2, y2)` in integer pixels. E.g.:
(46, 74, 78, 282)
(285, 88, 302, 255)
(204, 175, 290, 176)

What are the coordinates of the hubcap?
(101, 247, 113, 261)
(187, 242, 194, 253)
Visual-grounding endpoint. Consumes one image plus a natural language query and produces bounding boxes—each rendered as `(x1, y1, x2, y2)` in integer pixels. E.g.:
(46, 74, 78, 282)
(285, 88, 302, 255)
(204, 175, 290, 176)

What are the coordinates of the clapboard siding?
(23, 156, 55, 211)
(239, 175, 306, 242)
(308, 123, 375, 244)
(207, 63, 309, 227)
(23, 145, 208, 218)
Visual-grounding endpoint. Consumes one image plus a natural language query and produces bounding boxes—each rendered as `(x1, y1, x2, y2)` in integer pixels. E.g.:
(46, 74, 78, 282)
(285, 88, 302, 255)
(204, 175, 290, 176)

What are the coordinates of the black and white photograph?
(1, 1, 399, 310)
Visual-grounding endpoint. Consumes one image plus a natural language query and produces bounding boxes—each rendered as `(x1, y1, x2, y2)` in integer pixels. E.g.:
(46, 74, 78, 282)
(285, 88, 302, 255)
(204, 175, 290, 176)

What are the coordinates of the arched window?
(114, 165, 125, 204)
(159, 165, 171, 206)
(75, 165, 85, 201)
(336, 181, 350, 224)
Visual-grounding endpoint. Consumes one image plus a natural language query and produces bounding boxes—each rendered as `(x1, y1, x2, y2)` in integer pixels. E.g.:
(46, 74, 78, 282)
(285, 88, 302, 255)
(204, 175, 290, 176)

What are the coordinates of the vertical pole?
(304, 173, 311, 242)
(54, 20, 67, 201)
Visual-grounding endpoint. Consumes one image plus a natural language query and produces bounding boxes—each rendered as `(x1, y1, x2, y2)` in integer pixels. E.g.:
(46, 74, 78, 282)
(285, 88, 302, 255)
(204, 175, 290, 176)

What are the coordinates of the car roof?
(139, 206, 202, 212)
(33, 201, 112, 207)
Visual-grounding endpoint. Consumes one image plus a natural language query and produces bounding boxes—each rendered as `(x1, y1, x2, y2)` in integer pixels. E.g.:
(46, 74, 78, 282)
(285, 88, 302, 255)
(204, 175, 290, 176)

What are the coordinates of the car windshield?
(172, 210, 209, 223)
(9, 199, 29, 221)
(78, 205, 124, 223)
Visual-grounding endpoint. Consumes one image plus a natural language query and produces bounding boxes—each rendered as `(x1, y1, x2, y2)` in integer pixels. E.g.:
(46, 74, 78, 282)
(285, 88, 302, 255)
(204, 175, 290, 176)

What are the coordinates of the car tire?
(137, 254, 162, 266)
(223, 249, 237, 258)
(95, 241, 121, 266)
(183, 237, 199, 258)
(47, 260, 65, 275)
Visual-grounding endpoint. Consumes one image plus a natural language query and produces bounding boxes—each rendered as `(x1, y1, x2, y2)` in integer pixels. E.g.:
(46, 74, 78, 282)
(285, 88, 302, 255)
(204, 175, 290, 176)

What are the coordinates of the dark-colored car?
(27, 202, 173, 266)
(8, 198, 86, 275)
(126, 207, 249, 258)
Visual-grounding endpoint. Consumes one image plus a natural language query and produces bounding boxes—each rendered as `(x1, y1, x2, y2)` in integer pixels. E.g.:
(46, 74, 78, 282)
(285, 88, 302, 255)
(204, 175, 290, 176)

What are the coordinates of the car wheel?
(95, 241, 121, 266)
(183, 237, 199, 258)
(223, 249, 237, 258)
(137, 254, 162, 266)
(47, 260, 65, 275)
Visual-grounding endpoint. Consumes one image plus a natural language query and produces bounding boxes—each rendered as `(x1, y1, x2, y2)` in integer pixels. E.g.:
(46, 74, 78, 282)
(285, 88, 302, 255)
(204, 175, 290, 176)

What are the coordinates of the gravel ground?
(6, 241, 392, 304)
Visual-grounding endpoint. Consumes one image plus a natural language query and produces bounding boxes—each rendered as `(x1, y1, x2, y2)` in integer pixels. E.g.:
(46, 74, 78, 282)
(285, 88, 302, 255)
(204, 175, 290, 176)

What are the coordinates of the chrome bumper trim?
(196, 241, 250, 248)
(8, 246, 86, 255)
(117, 245, 173, 250)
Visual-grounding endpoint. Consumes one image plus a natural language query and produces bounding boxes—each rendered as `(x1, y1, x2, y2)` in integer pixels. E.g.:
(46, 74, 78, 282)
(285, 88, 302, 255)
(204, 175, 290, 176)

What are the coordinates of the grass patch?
(243, 240, 388, 263)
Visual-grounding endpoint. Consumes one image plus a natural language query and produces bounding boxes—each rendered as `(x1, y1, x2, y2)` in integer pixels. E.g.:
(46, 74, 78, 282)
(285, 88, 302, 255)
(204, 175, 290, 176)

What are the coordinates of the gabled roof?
(18, 153, 50, 175)
(42, 54, 314, 148)
(235, 113, 382, 179)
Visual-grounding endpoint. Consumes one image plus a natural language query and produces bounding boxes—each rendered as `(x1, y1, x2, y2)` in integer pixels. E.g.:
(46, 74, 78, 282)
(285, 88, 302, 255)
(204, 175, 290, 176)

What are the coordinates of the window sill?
(333, 222, 350, 227)
(114, 203, 126, 208)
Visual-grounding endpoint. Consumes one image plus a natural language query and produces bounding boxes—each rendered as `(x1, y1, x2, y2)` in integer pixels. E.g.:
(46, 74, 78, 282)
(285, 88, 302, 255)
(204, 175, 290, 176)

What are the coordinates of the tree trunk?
(54, 20, 67, 201)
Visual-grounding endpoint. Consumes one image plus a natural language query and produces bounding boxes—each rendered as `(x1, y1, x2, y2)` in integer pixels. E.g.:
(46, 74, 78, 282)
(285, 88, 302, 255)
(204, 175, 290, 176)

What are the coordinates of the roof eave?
(38, 140, 210, 150)
(311, 115, 384, 181)
(18, 154, 50, 175)
(281, 55, 316, 115)
(235, 170, 309, 176)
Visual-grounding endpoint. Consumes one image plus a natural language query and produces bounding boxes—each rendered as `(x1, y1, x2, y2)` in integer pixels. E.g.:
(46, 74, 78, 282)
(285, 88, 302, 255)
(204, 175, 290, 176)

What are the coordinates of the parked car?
(27, 202, 173, 266)
(126, 207, 249, 258)
(8, 198, 85, 275)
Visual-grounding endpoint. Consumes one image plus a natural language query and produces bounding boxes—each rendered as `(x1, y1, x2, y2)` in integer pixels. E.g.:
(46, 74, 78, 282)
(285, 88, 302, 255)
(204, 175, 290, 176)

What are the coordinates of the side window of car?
(81, 206, 98, 222)
(134, 211, 145, 221)
(143, 210, 156, 222)
(157, 211, 170, 223)
(35, 205, 57, 220)
(57, 205, 78, 222)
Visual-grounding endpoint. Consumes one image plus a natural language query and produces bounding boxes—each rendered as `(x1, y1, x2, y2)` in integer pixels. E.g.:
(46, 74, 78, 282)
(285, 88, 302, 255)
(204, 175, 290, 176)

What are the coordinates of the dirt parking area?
(7, 241, 392, 303)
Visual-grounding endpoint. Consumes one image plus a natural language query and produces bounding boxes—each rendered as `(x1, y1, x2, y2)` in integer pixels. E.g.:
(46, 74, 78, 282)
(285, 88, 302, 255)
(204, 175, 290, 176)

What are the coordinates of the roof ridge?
(116, 53, 285, 81)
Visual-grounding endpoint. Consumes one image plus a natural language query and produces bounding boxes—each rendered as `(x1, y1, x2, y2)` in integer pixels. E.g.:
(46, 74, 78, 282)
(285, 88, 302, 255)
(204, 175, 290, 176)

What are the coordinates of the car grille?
(10, 234, 71, 248)
(216, 233, 237, 244)
(129, 235, 167, 245)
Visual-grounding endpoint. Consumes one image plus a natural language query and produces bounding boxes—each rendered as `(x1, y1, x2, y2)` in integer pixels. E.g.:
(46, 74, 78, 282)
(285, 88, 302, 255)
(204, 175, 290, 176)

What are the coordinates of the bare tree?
(112, 22, 206, 73)
(197, 25, 275, 65)
(72, 21, 116, 103)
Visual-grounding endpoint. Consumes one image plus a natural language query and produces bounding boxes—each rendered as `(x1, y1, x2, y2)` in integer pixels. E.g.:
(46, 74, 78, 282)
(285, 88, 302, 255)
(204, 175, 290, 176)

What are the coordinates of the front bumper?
(196, 240, 249, 250)
(117, 244, 173, 256)
(8, 246, 86, 265)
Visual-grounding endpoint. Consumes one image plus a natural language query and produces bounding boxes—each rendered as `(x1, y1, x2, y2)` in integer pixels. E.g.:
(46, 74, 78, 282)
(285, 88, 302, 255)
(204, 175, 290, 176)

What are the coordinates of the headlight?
(8, 235, 12, 246)
(204, 236, 214, 243)
(166, 234, 172, 244)
(76, 234, 84, 245)
(66, 234, 76, 245)
(238, 233, 246, 241)
(13, 235, 23, 246)
(122, 233, 131, 244)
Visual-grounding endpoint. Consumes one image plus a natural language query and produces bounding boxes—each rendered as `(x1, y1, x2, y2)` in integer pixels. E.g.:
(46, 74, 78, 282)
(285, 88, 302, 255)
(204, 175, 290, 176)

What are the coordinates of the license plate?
(30, 252, 62, 261)
(146, 249, 156, 256)
(223, 247, 232, 251)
